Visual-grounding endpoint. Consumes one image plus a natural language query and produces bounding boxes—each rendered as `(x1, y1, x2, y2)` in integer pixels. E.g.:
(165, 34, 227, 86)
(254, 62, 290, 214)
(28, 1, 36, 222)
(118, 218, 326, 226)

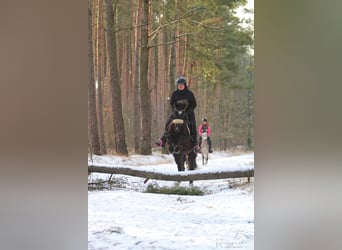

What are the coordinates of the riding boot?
(191, 135, 200, 153)
(155, 132, 168, 147)
(208, 137, 213, 153)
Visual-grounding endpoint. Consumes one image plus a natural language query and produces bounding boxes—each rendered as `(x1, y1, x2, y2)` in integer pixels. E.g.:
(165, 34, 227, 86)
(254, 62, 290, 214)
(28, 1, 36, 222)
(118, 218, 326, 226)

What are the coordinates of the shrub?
(145, 184, 204, 196)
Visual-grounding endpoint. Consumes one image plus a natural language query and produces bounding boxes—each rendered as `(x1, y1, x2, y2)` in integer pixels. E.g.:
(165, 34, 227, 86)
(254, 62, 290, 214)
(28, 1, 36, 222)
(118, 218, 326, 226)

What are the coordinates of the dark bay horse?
(166, 100, 197, 183)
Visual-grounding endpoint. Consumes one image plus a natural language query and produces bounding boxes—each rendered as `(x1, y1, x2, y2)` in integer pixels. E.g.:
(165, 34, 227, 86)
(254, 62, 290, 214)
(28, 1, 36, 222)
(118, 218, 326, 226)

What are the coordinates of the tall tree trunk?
(133, 2, 141, 153)
(103, 0, 128, 155)
(182, 34, 189, 80)
(139, 0, 152, 155)
(96, 0, 107, 154)
(247, 55, 254, 149)
(227, 88, 234, 149)
(175, 0, 181, 76)
(168, 34, 176, 99)
(247, 88, 253, 149)
(88, 0, 101, 155)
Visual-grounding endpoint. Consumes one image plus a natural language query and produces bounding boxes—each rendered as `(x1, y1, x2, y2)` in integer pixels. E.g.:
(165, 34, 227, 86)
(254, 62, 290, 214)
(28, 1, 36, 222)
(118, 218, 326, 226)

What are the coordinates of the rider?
(155, 76, 200, 153)
(198, 117, 213, 153)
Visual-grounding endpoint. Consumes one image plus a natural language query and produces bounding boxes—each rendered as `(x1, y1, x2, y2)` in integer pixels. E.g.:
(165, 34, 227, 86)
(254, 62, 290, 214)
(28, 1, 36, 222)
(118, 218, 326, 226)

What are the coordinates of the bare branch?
(147, 6, 205, 46)
(187, 20, 222, 30)
(147, 32, 196, 49)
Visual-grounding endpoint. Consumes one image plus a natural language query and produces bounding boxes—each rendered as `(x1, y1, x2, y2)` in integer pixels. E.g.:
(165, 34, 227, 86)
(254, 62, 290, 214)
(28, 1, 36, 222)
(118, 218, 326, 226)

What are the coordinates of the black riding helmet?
(176, 76, 187, 86)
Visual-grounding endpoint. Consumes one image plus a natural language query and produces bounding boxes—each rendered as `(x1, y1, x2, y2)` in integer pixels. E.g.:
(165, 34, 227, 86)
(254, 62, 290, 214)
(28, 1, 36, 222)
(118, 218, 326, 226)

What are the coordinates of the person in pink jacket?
(198, 118, 213, 153)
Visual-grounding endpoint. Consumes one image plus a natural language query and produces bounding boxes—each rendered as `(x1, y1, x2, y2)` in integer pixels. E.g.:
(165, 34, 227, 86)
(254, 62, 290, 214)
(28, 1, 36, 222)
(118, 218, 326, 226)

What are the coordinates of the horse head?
(167, 118, 189, 153)
(169, 100, 190, 136)
(171, 119, 185, 134)
(168, 120, 197, 174)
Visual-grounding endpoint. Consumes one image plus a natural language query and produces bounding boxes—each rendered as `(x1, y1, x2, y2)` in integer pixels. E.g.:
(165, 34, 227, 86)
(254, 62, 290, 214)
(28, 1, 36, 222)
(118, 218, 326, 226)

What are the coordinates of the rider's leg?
(155, 115, 172, 147)
(188, 115, 198, 144)
(188, 112, 200, 153)
(208, 137, 213, 153)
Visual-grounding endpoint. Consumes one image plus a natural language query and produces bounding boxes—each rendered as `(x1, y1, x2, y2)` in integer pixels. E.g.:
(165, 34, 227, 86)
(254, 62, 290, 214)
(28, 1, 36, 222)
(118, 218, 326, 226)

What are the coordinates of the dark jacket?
(170, 87, 197, 113)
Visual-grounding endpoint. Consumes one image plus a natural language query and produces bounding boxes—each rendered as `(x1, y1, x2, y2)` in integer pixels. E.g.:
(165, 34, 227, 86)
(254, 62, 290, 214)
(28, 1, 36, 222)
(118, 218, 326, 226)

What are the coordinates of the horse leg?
(174, 154, 185, 172)
(173, 154, 185, 186)
(187, 151, 197, 171)
(189, 180, 193, 187)
(174, 135, 185, 153)
(187, 152, 197, 186)
(180, 155, 186, 171)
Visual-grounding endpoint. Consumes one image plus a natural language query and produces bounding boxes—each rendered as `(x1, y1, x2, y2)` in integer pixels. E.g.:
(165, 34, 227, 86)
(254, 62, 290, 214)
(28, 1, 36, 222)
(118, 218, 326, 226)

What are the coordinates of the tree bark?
(139, 0, 152, 155)
(103, 0, 128, 155)
(132, 2, 141, 153)
(96, 0, 107, 154)
(88, 164, 254, 182)
(88, 0, 101, 155)
(169, 34, 176, 98)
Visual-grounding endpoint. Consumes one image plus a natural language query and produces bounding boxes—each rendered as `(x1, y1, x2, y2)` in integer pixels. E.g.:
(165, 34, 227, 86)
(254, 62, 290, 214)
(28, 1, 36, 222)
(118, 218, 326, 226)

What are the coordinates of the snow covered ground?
(88, 151, 254, 249)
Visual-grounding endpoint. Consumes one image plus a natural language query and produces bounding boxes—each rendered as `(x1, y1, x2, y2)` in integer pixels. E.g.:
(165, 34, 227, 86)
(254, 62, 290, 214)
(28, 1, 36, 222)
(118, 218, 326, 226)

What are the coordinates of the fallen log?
(88, 165, 254, 182)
